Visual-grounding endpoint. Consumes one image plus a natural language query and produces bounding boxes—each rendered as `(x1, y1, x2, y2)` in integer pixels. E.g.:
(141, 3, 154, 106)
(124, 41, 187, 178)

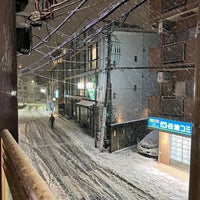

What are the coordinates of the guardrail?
(0, 129, 56, 200)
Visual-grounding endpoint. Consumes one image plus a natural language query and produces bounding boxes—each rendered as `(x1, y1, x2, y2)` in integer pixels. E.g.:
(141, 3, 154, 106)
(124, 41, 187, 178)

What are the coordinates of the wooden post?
(0, 0, 18, 142)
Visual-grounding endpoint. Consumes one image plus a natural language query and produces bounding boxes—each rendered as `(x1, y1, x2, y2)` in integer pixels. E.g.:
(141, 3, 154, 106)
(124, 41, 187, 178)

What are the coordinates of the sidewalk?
(156, 162, 189, 183)
(58, 115, 189, 199)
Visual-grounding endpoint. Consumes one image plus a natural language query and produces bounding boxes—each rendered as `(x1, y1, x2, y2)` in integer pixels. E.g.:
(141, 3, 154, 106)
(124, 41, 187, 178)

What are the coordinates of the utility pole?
(63, 57, 66, 116)
(189, 3, 200, 199)
(100, 29, 112, 151)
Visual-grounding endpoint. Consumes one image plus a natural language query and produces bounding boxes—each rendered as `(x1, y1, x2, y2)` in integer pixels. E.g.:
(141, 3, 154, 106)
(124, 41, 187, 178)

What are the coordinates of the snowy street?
(18, 104, 189, 200)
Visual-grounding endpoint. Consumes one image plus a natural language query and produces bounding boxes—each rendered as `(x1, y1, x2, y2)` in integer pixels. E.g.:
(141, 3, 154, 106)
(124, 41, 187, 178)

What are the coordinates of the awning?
(76, 100, 95, 107)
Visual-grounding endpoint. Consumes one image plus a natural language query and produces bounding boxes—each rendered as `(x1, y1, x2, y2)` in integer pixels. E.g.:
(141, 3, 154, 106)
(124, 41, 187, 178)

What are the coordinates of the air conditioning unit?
(157, 72, 172, 83)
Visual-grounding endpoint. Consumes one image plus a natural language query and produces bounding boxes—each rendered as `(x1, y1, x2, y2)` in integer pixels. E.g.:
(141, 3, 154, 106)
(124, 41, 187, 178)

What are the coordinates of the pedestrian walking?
(49, 114, 55, 129)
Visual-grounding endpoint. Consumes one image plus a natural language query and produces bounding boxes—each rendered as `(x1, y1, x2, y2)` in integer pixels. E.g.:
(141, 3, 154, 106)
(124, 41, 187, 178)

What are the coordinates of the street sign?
(148, 116, 192, 136)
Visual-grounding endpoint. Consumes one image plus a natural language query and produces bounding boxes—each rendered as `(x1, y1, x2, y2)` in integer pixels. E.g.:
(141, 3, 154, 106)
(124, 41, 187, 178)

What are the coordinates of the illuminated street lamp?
(40, 88, 46, 93)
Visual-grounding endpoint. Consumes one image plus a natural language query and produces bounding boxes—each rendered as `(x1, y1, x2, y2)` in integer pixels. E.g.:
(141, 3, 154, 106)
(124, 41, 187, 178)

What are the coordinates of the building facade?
(55, 25, 159, 150)
(148, 0, 198, 169)
(18, 75, 47, 104)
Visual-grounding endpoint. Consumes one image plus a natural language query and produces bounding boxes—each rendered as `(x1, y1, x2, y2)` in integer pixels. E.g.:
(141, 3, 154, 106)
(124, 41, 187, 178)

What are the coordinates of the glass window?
(78, 78, 85, 96)
(170, 134, 191, 165)
(88, 43, 98, 70)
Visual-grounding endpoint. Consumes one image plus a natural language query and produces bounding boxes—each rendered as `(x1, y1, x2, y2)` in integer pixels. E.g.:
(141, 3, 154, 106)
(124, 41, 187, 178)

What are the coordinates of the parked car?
(137, 130, 159, 157)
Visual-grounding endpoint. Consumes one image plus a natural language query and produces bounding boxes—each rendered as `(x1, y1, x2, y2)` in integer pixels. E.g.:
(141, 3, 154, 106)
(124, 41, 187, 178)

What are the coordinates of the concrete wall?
(110, 119, 149, 152)
(110, 31, 159, 122)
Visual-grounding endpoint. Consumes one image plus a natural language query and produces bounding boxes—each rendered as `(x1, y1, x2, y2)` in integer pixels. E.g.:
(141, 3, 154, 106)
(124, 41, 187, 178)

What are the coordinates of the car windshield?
(140, 130, 159, 148)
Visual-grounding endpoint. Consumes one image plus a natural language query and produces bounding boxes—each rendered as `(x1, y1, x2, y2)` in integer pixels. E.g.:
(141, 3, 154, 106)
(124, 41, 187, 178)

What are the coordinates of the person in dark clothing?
(49, 114, 55, 129)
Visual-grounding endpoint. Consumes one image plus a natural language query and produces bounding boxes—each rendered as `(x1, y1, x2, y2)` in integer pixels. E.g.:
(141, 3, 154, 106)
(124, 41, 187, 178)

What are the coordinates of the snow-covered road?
(18, 104, 189, 200)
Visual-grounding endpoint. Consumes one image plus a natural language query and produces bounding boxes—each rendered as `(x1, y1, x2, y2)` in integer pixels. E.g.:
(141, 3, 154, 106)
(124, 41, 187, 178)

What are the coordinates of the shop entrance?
(159, 131, 170, 165)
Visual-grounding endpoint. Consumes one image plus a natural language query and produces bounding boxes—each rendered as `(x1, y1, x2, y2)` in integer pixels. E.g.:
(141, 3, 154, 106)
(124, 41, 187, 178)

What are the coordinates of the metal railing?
(0, 129, 56, 200)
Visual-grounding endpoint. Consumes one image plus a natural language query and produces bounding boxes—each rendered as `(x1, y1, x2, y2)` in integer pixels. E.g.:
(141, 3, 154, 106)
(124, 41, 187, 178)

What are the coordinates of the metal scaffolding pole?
(189, 3, 200, 200)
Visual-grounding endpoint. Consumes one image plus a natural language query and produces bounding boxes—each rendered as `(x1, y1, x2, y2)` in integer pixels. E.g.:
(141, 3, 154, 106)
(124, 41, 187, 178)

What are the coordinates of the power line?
(19, 0, 133, 75)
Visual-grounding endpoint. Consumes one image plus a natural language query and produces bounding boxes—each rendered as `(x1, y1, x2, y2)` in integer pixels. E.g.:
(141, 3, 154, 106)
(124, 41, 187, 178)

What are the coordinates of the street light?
(40, 88, 46, 93)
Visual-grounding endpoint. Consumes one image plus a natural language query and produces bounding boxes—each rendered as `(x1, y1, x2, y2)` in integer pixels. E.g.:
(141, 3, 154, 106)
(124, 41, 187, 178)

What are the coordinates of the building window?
(112, 41, 121, 65)
(170, 134, 191, 165)
(78, 78, 85, 96)
(134, 56, 138, 62)
(88, 43, 98, 70)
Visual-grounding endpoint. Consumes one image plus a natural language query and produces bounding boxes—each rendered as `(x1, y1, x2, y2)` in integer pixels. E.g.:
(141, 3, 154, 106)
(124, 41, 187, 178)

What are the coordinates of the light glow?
(77, 82, 84, 89)
(86, 82, 93, 89)
(40, 88, 46, 93)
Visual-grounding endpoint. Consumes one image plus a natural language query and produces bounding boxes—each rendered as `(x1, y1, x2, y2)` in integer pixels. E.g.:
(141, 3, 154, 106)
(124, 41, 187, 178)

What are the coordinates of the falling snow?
(18, 104, 189, 200)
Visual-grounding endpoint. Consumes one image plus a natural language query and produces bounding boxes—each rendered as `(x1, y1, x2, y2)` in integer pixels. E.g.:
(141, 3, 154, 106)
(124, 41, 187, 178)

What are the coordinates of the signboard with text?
(148, 116, 192, 136)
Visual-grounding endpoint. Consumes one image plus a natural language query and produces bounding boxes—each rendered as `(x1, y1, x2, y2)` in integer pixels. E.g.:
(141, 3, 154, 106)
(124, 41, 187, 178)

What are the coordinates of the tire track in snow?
(19, 105, 155, 200)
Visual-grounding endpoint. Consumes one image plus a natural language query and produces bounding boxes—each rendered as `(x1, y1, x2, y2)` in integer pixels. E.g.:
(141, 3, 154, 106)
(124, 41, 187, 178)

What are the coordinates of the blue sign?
(148, 116, 192, 136)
